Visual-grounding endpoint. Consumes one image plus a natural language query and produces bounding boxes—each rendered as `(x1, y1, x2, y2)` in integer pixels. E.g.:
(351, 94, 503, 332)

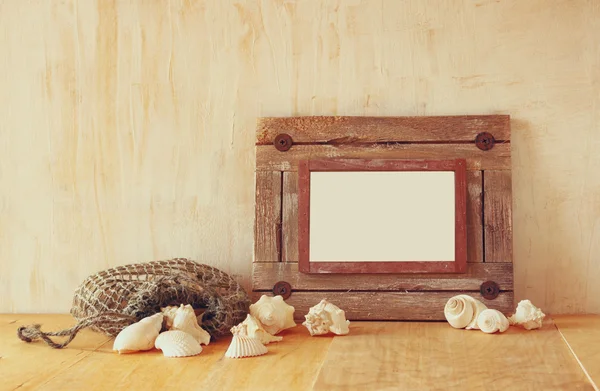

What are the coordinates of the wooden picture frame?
(298, 158, 468, 274)
(252, 115, 514, 321)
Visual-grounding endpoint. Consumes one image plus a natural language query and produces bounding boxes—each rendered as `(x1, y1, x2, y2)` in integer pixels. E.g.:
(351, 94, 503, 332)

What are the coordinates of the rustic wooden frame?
(297, 158, 468, 274)
(253, 115, 513, 321)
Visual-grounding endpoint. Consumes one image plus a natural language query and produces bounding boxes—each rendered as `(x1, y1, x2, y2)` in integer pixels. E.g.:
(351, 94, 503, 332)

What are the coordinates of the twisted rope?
(17, 312, 135, 349)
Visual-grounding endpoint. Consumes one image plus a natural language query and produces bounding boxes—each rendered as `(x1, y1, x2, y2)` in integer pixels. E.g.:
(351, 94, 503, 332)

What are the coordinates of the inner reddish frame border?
(298, 158, 467, 274)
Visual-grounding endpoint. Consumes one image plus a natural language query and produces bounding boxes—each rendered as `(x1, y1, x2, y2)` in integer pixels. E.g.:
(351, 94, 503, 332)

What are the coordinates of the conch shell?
(444, 295, 487, 329)
(171, 304, 211, 345)
(113, 313, 163, 354)
(477, 309, 509, 334)
(161, 306, 179, 329)
(302, 299, 350, 336)
(155, 330, 202, 358)
(225, 324, 268, 358)
(508, 300, 545, 330)
(249, 295, 296, 335)
(234, 314, 282, 345)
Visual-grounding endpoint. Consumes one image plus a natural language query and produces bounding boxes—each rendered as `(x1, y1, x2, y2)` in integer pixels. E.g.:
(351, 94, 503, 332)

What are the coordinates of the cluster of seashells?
(444, 295, 546, 334)
(224, 295, 351, 359)
(111, 295, 351, 359)
(112, 304, 210, 358)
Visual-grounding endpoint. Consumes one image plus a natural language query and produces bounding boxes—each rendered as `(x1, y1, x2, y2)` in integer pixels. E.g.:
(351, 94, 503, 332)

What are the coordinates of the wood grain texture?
(1, 315, 111, 390)
(313, 321, 593, 391)
(5, 315, 600, 391)
(1, 0, 599, 314)
(252, 262, 514, 291)
(282, 172, 299, 263)
(252, 291, 515, 321)
(484, 170, 513, 262)
(254, 172, 282, 263)
(554, 315, 600, 389)
(257, 143, 511, 171)
(256, 115, 511, 144)
(467, 171, 484, 262)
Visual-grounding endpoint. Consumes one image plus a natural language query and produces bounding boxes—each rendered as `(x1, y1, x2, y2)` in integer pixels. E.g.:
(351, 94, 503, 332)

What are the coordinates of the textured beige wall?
(0, 0, 598, 314)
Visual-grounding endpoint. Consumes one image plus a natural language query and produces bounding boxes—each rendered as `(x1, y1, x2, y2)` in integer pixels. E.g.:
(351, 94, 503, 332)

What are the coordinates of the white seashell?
(508, 300, 546, 330)
(233, 314, 282, 345)
(171, 304, 211, 346)
(161, 306, 179, 329)
(225, 332, 268, 359)
(302, 299, 350, 336)
(464, 298, 488, 330)
(113, 313, 163, 354)
(477, 309, 510, 334)
(444, 295, 487, 329)
(155, 330, 202, 358)
(249, 295, 296, 335)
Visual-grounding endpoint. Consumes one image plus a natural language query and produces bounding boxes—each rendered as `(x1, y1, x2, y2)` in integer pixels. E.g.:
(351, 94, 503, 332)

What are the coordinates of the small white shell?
(464, 298, 488, 330)
(113, 313, 164, 354)
(234, 314, 282, 345)
(172, 304, 211, 345)
(444, 295, 487, 329)
(161, 306, 179, 329)
(225, 334, 268, 358)
(477, 309, 510, 334)
(302, 299, 350, 336)
(155, 330, 202, 358)
(249, 295, 296, 335)
(508, 300, 546, 330)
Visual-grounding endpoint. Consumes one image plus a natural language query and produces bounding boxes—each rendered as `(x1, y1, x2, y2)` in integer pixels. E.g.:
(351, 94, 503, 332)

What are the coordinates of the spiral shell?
(155, 330, 202, 358)
(302, 299, 350, 336)
(508, 300, 545, 330)
(249, 295, 296, 335)
(233, 314, 282, 345)
(477, 309, 509, 334)
(444, 295, 487, 329)
(113, 313, 163, 354)
(171, 304, 211, 345)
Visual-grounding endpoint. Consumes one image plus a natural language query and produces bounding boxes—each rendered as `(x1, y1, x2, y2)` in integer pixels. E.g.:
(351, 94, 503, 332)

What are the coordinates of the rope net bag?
(18, 258, 250, 348)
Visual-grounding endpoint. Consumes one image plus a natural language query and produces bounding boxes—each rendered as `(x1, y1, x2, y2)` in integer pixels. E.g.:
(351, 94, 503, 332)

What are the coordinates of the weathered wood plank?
(256, 143, 511, 171)
(253, 262, 513, 291)
(281, 171, 298, 263)
(484, 170, 513, 262)
(467, 170, 484, 262)
(251, 291, 514, 321)
(254, 171, 282, 263)
(313, 320, 592, 391)
(256, 116, 511, 144)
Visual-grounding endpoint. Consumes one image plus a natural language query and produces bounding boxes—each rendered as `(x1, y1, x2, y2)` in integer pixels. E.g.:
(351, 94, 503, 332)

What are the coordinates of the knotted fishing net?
(17, 258, 250, 348)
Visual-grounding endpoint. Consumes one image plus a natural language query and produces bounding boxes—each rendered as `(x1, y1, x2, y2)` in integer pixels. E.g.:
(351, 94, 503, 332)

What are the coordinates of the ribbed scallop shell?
(225, 335, 268, 358)
(477, 309, 509, 334)
(155, 330, 202, 358)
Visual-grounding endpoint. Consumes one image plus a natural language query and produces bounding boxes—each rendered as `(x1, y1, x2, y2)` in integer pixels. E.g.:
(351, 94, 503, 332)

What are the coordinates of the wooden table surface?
(0, 314, 598, 391)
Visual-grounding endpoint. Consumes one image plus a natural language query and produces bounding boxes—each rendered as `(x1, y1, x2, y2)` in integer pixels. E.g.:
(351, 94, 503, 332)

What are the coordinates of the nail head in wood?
(273, 281, 292, 299)
(274, 133, 293, 151)
(480, 280, 500, 300)
(475, 132, 495, 151)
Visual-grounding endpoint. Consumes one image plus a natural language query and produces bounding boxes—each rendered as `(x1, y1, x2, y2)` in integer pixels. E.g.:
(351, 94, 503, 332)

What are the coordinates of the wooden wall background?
(0, 0, 598, 314)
